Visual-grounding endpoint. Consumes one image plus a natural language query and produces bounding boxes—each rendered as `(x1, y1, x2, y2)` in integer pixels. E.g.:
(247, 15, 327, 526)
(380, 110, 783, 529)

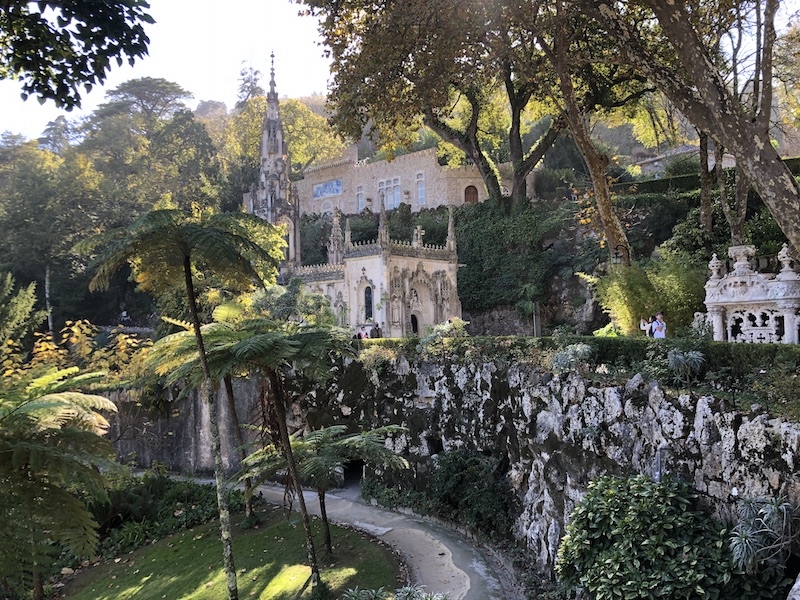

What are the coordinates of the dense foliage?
(89, 469, 247, 558)
(556, 475, 789, 599)
(0, 0, 152, 108)
(362, 448, 517, 542)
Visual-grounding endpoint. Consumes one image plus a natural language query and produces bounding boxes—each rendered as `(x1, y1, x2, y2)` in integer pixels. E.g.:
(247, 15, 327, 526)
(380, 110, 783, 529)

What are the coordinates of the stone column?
(708, 306, 726, 342)
(778, 303, 799, 344)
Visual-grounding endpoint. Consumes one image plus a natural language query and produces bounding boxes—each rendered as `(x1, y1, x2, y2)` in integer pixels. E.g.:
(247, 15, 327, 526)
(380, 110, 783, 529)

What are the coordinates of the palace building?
(244, 59, 468, 336)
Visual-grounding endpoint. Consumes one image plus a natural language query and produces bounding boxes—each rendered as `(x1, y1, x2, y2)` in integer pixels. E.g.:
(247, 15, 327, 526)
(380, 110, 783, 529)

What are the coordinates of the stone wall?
(111, 359, 800, 575)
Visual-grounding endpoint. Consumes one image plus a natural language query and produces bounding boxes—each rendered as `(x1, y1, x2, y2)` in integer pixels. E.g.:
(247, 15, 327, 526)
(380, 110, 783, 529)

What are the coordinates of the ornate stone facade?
(245, 62, 463, 336)
(704, 244, 800, 343)
(295, 201, 461, 337)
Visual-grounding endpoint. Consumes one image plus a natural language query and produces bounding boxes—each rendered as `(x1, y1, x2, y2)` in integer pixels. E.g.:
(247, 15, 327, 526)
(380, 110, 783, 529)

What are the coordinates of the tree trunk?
(183, 255, 238, 600)
(268, 368, 321, 587)
(698, 131, 714, 238)
(424, 105, 504, 202)
(44, 263, 53, 333)
(318, 489, 332, 556)
(547, 30, 630, 261)
(223, 374, 254, 517)
(32, 564, 43, 600)
(716, 147, 747, 246)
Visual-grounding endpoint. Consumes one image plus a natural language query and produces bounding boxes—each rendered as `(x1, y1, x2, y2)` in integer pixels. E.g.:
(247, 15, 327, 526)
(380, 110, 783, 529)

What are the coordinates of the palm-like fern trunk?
(317, 489, 332, 556)
(183, 256, 239, 600)
(267, 368, 321, 586)
(223, 374, 254, 516)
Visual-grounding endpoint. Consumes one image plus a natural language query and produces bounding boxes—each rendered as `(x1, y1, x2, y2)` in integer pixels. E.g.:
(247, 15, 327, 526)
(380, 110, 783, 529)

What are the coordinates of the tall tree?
(281, 99, 347, 174)
(148, 313, 354, 589)
(582, 0, 800, 252)
(304, 0, 564, 206)
(93, 77, 192, 129)
(38, 116, 75, 156)
(0, 0, 152, 108)
(235, 64, 264, 111)
(537, 0, 648, 260)
(76, 208, 286, 600)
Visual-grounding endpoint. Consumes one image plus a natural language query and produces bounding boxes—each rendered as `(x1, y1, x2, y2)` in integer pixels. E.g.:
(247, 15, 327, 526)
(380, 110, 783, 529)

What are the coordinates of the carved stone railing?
(290, 263, 345, 282)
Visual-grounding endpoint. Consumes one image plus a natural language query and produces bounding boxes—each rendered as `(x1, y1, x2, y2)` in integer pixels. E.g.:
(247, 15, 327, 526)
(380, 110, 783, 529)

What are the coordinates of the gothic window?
(357, 186, 365, 211)
(416, 173, 425, 205)
(364, 286, 373, 321)
(392, 178, 401, 207)
(378, 178, 401, 209)
(411, 314, 419, 335)
(465, 185, 478, 204)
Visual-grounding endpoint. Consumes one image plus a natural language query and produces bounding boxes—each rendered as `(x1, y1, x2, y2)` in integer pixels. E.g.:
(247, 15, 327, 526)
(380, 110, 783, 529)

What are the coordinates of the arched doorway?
(465, 185, 478, 204)
(411, 314, 419, 335)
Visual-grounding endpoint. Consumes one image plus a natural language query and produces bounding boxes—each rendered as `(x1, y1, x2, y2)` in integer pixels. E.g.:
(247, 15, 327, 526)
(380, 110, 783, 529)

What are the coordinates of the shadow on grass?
(62, 504, 400, 599)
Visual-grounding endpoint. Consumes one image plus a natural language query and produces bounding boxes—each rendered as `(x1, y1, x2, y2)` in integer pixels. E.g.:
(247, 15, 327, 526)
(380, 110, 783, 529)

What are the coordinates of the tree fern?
(0, 369, 117, 596)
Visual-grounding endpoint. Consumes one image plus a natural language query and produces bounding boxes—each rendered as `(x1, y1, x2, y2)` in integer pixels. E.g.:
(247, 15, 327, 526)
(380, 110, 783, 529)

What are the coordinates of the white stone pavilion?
(704, 244, 800, 343)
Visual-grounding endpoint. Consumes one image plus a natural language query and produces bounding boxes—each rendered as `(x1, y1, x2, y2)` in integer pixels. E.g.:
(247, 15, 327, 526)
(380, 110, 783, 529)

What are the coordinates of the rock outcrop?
(111, 359, 800, 583)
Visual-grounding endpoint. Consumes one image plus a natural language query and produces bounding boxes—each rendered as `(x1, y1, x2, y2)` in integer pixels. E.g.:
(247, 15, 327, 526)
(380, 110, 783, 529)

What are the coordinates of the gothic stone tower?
(243, 54, 301, 269)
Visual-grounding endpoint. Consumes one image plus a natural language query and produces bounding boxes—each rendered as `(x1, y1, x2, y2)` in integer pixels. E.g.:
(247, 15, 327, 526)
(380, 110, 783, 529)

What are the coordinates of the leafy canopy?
(0, 0, 153, 108)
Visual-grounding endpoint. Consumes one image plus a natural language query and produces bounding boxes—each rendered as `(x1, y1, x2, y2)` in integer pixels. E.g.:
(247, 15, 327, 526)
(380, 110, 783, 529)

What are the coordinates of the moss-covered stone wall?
(111, 356, 800, 573)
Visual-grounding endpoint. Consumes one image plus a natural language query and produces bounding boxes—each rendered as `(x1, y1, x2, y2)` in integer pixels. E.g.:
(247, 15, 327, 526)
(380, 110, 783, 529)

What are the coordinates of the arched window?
(364, 286, 373, 321)
(416, 173, 425, 205)
(392, 178, 401, 207)
(465, 185, 478, 204)
(357, 186, 365, 211)
(378, 181, 386, 208)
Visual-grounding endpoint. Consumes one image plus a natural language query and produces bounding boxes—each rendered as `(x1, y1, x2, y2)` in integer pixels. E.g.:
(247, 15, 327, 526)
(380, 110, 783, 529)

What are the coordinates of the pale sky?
(0, 0, 332, 140)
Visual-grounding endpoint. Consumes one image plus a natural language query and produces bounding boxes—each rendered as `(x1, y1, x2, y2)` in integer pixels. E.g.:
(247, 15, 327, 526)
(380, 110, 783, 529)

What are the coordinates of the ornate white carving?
(705, 245, 800, 344)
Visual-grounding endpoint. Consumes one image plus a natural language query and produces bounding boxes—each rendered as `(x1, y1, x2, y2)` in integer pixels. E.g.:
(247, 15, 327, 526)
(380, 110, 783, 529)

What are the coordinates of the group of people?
(640, 312, 666, 338)
(354, 324, 382, 339)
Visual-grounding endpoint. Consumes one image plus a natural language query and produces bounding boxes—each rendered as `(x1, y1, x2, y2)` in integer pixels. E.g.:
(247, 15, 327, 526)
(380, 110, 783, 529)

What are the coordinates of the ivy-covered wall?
(111, 357, 800, 573)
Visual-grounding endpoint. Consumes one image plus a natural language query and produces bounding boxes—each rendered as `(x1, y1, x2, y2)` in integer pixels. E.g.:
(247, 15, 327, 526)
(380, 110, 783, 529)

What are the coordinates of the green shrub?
(667, 348, 705, 387)
(362, 450, 517, 542)
(455, 200, 570, 311)
(90, 470, 247, 557)
(580, 263, 659, 335)
(551, 343, 592, 374)
(583, 252, 706, 336)
(429, 449, 517, 540)
(358, 343, 399, 375)
(556, 475, 787, 599)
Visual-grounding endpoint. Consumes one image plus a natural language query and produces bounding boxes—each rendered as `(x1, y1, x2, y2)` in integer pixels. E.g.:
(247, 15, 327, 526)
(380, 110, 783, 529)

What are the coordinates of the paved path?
(256, 482, 511, 600)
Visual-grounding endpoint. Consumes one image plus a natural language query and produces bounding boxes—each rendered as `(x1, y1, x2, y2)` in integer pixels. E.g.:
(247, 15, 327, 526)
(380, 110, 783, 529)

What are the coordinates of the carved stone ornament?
(705, 245, 800, 343)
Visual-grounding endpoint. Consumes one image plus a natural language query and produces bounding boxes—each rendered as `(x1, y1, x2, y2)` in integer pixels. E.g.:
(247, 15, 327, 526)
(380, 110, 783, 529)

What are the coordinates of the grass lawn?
(62, 504, 402, 599)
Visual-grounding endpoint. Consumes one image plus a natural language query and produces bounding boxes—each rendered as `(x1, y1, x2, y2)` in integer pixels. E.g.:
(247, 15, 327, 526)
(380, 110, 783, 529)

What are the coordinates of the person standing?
(640, 316, 653, 337)
(652, 312, 666, 339)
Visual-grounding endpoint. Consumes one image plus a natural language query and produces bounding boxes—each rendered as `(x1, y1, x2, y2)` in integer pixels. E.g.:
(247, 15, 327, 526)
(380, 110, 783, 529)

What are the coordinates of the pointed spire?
(378, 193, 389, 247)
(269, 51, 276, 96)
(446, 205, 456, 252)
